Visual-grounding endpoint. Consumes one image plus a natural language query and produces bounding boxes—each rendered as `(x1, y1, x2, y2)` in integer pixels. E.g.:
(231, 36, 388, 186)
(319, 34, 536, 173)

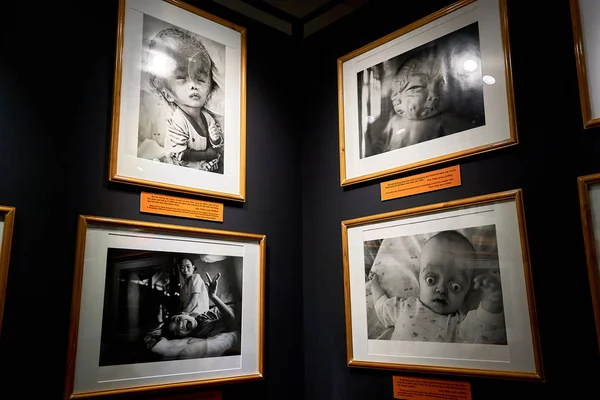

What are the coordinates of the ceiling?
(209, 0, 369, 37)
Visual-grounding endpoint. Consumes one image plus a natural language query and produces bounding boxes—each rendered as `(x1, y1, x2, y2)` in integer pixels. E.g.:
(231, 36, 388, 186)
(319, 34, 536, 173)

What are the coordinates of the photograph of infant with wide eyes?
(364, 225, 507, 345)
(358, 22, 485, 158)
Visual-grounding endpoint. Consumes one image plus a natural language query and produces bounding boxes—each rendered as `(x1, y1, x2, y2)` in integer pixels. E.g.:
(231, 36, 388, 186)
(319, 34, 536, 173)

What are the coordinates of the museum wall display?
(0, 0, 302, 399)
(1, 0, 600, 399)
(302, 0, 600, 398)
(571, 0, 600, 129)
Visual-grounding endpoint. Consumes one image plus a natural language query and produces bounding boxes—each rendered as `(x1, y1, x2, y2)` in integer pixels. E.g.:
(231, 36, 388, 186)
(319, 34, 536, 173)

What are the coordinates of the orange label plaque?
(140, 192, 223, 222)
(393, 376, 471, 400)
(381, 165, 461, 201)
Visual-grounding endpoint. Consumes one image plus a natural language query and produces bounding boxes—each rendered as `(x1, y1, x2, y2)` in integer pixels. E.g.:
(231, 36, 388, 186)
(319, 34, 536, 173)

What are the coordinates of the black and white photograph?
(65, 216, 264, 398)
(99, 248, 243, 366)
(364, 225, 506, 345)
(109, 0, 246, 201)
(137, 14, 226, 174)
(578, 173, 600, 348)
(342, 190, 543, 379)
(358, 23, 485, 158)
(338, 0, 516, 187)
(571, 0, 600, 128)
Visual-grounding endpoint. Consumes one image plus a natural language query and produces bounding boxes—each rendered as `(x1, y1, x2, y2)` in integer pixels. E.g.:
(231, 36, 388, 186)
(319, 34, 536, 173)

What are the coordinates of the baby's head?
(418, 230, 476, 315)
(147, 27, 218, 110)
(390, 46, 448, 120)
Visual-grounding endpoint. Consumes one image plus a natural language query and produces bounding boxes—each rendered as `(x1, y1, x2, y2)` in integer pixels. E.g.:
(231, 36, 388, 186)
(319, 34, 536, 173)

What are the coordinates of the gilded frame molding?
(109, 0, 247, 201)
(570, 0, 600, 129)
(0, 205, 15, 336)
(337, 0, 517, 186)
(64, 215, 265, 399)
(341, 189, 543, 379)
(577, 172, 600, 349)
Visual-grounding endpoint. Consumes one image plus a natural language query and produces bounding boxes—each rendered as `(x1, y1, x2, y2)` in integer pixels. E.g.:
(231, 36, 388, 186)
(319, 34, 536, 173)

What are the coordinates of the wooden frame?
(64, 216, 265, 399)
(337, 0, 517, 186)
(109, 0, 247, 201)
(570, 0, 600, 129)
(578, 173, 600, 349)
(0, 205, 15, 335)
(342, 189, 543, 379)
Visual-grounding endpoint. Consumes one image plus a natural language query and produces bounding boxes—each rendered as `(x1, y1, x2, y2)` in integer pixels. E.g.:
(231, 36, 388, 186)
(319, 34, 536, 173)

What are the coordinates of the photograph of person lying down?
(364, 225, 507, 345)
(358, 22, 485, 158)
(99, 249, 242, 366)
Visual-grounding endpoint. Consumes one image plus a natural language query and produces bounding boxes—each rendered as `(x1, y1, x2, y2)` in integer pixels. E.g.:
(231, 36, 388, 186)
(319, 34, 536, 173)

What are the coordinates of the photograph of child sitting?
(137, 14, 226, 174)
(364, 226, 507, 345)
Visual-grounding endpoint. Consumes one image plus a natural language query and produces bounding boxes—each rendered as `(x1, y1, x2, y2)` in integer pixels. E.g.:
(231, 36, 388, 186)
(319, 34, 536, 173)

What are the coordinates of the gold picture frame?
(0, 205, 15, 335)
(64, 216, 265, 399)
(109, 0, 247, 201)
(337, 0, 517, 186)
(570, 0, 600, 129)
(341, 189, 543, 379)
(578, 172, 600, 349)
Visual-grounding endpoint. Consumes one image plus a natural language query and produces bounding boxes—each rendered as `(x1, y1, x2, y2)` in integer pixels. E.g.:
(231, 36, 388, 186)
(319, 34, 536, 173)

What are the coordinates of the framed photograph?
(109, 0, 247, 201)
(64, 216, 265, 399)
(342, 189, 543, 379)
(0, 205, 15, 335)
(578, 173, 600, 348)
(571, 0, 600, 129)
(337, 0, 516, 186)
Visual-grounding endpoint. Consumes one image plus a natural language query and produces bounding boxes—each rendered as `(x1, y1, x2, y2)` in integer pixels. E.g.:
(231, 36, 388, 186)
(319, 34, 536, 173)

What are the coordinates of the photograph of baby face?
(358, 22, 485, 158)
(364, 225, 507, 345)
(136, 14, 227, 174)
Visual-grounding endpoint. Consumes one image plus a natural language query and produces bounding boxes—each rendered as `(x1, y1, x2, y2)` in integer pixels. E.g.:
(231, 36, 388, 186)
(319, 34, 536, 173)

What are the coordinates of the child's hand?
(205, 272, 221, 298)
(209, 124, 222, 142)
(473, 271, 503, 314)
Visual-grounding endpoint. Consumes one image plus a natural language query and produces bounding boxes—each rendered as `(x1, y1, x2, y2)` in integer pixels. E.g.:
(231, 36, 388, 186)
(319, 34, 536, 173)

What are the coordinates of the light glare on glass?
(482, 75, 496, 85)
(146, 51, 176, 78)
(463, 59, 478, 72)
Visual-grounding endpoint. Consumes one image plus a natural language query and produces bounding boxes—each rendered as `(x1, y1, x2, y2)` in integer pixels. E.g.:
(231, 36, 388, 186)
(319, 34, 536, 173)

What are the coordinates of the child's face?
(167, 313, 198, 338)
(164, 50, 212, 110)
(179, 259, 195, 279)
(418, 238, 472, 315)
(390, 57, 444, 120)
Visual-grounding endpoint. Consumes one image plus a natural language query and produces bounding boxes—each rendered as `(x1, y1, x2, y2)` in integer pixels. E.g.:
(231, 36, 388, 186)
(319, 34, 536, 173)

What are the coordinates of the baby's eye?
(450, 283, 461, 292)
(175, 76, 187, 80)
(425, 276, 436, 285)
(407, 85, 425, 92)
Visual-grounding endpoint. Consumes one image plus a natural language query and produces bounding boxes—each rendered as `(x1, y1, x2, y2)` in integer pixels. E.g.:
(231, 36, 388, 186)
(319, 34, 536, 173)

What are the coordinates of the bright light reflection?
(463, 59, 478, 72)
(201, 255, 227, 263)
(482, 75, 496, 85)
(146, 50, 176, 78)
